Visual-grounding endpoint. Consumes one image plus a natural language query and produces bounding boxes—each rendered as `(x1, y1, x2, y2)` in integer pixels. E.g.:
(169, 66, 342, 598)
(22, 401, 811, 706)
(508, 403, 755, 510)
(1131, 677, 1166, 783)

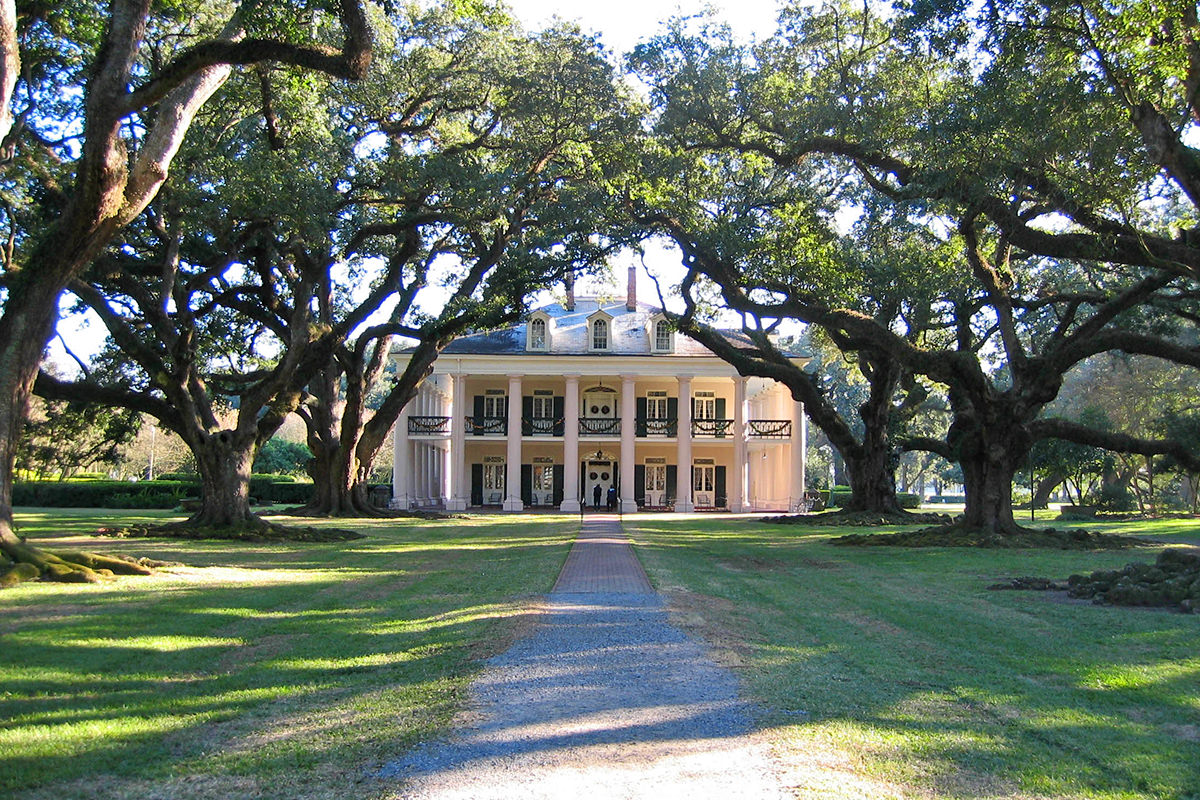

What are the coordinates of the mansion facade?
(391, 274, 808, 513)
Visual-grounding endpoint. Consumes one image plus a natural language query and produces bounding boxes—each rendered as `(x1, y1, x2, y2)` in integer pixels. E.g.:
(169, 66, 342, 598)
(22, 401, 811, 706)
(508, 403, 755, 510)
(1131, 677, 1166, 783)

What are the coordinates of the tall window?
(646, 464, 666, 492)
(483, 393, 506, 418)
(654, 319, 672, 350)
(532, 395, 553, 419)
(529, 317, 546, 350)
(533, 464, 555, 491)
(592, 318, 609, 350)
(484, 463, 505, 501)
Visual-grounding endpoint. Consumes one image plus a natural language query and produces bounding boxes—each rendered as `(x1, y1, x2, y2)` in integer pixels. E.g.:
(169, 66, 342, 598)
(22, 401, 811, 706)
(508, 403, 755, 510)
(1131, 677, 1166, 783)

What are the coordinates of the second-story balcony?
(692, 418, 734, 437)
(748, 419, 792, 439)
(635, 417, 678, 437)
(522, 417, 564, 436)
(579, 417, 620, 436)
(448, 414, 793, 441)
(408, 415, 451, 435)
(466, 416, 507, 436)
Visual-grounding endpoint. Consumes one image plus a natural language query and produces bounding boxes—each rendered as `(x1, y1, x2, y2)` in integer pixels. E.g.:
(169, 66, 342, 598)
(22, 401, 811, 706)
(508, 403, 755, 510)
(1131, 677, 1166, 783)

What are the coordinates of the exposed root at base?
(1, 543, 174, 588)
(990, 548, 1200, 612)
(277, 505, 457, 521)
(763, 510, 953, 527)
(830, 524, 1151, 549)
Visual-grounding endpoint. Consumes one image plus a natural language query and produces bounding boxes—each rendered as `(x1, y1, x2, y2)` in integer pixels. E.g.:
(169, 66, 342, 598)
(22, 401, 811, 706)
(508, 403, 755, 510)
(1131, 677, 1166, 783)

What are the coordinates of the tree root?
(0, 540, 172, 588)
(831, 523, 1152, 549)
(763, 509, 953, 527)
(280, 504, 455, 521)
(989, 548, 1200, 613)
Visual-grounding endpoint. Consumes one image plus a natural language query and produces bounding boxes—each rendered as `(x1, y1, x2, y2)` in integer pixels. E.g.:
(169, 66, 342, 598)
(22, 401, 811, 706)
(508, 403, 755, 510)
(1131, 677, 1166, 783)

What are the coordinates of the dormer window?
(529, 317, 546, 349)
(649, 313, 674, 353)
(526, 311, 551, 351)
(654, 319, 672, 351)
(586, 307, 614, 352)
(592, 318, 609, 350)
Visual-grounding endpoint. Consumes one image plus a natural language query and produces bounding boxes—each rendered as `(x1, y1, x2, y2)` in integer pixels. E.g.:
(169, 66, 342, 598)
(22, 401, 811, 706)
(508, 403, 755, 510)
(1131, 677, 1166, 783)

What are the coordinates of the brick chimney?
(626, 264, 637, 311)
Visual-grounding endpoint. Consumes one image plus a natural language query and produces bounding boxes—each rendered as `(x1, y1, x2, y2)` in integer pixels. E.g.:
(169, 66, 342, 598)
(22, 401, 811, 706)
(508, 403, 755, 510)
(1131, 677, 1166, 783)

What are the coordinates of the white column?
(620, 374, 637, 513)
(561, 374, 581, 512)
(675, 376, 694, 512)
(504, 374, 523, 511)
(791, 399, 806, 511)
(732, 376, 748, 512)
(419, 443, 431, 506)
(447, 373, 468, 510)
(392, 400, 412, 510)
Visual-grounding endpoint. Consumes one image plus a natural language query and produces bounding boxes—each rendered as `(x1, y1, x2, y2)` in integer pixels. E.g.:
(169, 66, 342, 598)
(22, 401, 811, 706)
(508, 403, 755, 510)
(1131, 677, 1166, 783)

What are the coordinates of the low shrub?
(823, 488, 922, 509)
(102, 488, 186, 509)
(1087, 484, 1136, 512)
(13, 480, 194, 508)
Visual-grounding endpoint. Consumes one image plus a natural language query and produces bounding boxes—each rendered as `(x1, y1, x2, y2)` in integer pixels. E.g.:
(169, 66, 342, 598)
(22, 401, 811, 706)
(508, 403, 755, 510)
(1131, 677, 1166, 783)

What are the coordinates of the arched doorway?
(583, 449, 617, 510)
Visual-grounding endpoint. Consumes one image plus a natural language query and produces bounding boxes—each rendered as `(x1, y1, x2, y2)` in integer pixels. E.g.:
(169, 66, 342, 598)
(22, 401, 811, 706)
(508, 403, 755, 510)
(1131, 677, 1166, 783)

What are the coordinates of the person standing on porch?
(593, 483, 602, 509)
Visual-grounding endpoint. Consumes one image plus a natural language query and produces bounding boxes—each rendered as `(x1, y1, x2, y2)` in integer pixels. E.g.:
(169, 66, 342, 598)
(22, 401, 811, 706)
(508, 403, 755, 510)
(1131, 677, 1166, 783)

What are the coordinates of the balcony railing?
(748, 419, 792, 439)
(451, 415, 792, 440)
(692, 418, 733, 437)
(579, 417, 620, 436)
(408, 415, 451, 434)
(522, 417, 563, 436)
(638, 417, 678, 437)
(466, 416, 507, 435)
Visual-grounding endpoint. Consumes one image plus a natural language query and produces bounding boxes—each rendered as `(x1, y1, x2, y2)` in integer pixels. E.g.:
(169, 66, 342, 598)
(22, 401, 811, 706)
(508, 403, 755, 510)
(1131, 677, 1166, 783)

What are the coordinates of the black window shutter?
(635, 397, 647, 437)
(716, 465, 727, 508)
(666, 464, 678, 506)
(470, 464, 483, 505)
(472, 396, 484, 436)
(716, 398, 727, 437)
(522, 396, 533, 436)
(552, 464, 564, 506)
(634, 464, 646, 507)
(520, 464, 533, 506)
(552, 396, 565, 436)
(667, 397, 679, 437)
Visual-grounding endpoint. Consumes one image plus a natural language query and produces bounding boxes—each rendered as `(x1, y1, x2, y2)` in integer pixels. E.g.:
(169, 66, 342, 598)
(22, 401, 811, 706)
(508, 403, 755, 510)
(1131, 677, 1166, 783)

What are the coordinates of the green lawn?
(1, 509, 576, 800)
(5, 509, 1199, 799)
(626, 514, 1200, 800)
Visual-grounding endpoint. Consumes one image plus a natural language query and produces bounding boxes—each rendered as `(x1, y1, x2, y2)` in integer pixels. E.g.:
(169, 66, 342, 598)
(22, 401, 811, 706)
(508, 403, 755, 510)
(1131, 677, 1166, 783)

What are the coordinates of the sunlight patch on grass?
(368, 601, 539, 635)
(18, 634, 242, 653)
(1078, 659, 1200, 691)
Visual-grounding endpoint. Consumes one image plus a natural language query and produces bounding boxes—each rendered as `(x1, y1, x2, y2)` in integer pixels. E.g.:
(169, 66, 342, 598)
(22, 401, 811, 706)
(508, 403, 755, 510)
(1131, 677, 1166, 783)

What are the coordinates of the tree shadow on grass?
(0, 514, 576, 799)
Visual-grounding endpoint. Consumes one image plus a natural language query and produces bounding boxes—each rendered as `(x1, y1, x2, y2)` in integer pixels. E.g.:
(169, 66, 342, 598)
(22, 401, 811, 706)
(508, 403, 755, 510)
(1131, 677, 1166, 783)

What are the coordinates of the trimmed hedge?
(13, 477, 319, 509)
(823, 487, 922, 509)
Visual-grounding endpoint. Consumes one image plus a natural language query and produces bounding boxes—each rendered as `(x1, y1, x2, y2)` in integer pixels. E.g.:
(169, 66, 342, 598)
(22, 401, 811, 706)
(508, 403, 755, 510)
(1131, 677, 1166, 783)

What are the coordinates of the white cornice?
(405, 352, 810, 378)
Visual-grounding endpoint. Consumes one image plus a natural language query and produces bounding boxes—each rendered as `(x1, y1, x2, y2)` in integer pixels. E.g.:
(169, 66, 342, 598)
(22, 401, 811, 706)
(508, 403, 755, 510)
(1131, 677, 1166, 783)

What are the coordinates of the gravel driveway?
(378, 517, 791, 799)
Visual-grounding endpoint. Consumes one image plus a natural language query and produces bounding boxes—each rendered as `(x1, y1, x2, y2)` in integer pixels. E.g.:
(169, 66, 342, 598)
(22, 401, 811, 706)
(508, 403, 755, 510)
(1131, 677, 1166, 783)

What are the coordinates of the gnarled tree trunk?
(949, 402, 1031, 536)
(189, 430, 260, 527)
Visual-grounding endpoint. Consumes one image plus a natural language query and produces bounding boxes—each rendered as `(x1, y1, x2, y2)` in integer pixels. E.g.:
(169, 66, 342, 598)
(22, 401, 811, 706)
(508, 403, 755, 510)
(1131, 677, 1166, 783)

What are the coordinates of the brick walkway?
(551, 514, 654, 595)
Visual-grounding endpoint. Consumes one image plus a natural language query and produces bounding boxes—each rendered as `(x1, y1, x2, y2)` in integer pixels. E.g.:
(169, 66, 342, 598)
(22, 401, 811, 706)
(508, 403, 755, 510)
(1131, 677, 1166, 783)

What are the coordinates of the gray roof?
(421, 297, 805, 358)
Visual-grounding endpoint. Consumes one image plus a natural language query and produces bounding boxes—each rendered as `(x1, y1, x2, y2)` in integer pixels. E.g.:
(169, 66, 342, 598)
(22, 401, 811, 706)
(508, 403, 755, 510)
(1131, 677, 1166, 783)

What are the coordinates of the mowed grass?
(626, 514, 1200, 800)
(1, 508, 576, 800)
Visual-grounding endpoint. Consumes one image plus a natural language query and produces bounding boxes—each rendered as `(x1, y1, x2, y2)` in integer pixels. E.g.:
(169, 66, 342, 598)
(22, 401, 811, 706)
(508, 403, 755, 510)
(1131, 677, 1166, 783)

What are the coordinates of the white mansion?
(391, 271, 808, 512)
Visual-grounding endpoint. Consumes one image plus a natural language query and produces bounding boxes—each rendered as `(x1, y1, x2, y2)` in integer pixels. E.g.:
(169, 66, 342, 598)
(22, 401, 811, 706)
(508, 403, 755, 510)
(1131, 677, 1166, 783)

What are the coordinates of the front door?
(585, 461, 615, 509)
(645, 463, 667, 507)
(693, 463, 715, 508)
